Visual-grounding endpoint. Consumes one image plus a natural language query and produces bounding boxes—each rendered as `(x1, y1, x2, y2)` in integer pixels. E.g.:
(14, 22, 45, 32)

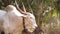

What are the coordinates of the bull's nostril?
(1, 31, 4, 34)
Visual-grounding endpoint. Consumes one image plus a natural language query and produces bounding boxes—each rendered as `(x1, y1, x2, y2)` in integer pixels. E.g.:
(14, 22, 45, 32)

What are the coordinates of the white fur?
(0, 10, 7, 33)
(0, 10, 6, 21)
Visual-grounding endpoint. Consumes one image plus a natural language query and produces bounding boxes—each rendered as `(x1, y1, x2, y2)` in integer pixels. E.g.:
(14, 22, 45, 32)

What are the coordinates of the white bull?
(0, 5, 37, 34)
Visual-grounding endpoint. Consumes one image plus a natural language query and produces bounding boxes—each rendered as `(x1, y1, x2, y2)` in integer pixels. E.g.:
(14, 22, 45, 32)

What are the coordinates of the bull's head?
(15, 1, 38, 32)
(23, 13, 37, 32)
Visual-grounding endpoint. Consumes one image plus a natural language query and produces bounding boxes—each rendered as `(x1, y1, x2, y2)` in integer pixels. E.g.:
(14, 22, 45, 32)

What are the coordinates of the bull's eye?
(30, 17, 32, 19)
